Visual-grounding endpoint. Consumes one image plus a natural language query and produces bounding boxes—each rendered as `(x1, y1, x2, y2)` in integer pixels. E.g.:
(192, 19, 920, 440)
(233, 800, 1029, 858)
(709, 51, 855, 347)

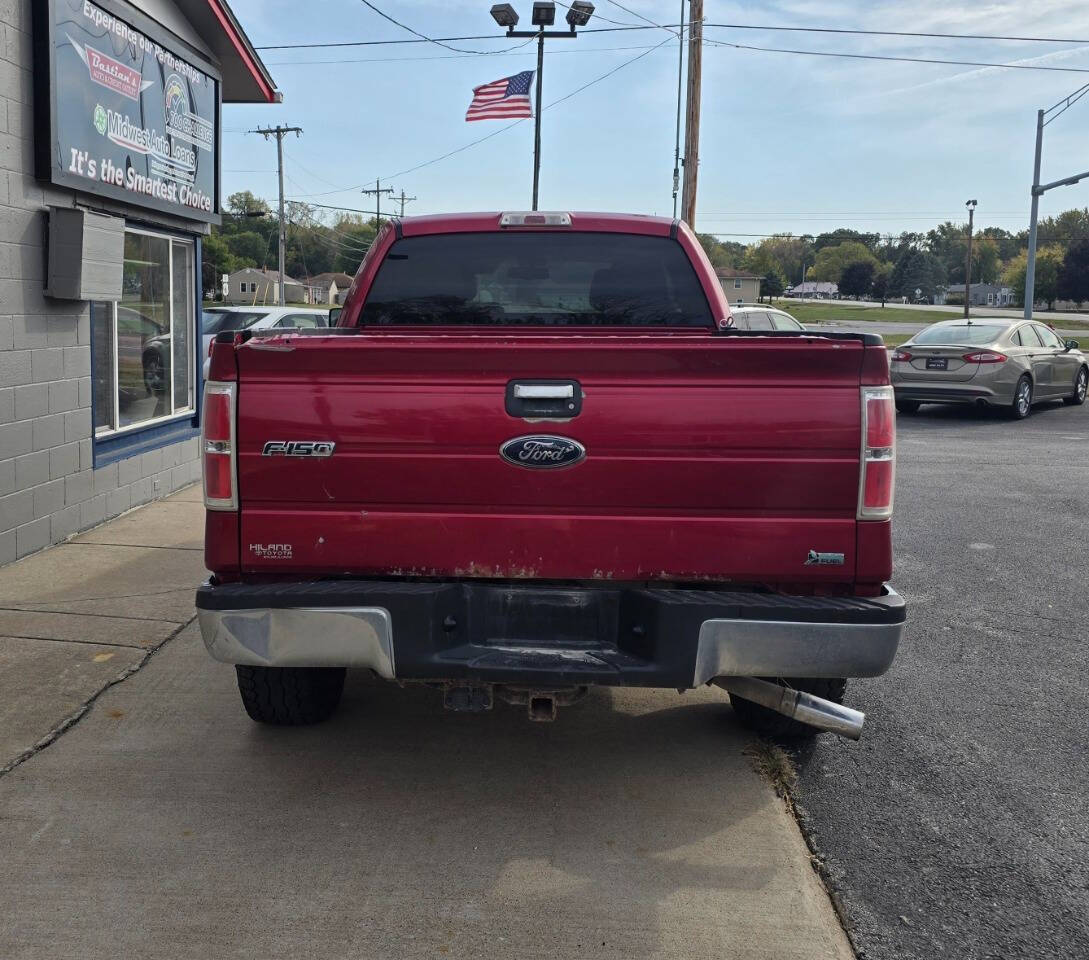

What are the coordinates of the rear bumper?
(892, 382, 999, 404)
(196, 580, 905, 687)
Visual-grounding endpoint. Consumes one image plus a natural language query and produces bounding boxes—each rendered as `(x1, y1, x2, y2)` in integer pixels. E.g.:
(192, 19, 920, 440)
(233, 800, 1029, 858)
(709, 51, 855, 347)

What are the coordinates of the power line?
(357, 0, 535, 55)
(264, 42, 659, 66)
(712, 38, 1089, 74)
(254, 21, 1089, 51)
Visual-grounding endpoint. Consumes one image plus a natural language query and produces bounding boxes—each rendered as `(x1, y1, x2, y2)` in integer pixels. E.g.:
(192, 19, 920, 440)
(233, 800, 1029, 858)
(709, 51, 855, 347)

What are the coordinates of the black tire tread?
(729, 677, 848, 740)
(1008, 374, 1032, 420)
(1064, 366, 1088, 406)
(235, 665, 346, 725)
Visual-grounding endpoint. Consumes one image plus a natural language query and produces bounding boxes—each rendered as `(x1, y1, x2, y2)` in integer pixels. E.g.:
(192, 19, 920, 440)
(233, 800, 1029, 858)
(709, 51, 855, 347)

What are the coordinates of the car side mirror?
(1065, 339, 1079, 351)
(329, 308, 342, 326)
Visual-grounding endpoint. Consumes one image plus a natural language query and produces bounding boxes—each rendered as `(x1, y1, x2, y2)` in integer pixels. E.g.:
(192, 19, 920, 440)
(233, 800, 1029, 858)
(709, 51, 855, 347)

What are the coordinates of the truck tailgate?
(230, 331, 865, 583)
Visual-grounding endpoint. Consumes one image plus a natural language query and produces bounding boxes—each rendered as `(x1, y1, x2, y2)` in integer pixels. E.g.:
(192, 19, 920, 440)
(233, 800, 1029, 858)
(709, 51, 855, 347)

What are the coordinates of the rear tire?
(1064, 366, 1088, 406)
(729, 677, 848, 740)
(1008, 375, 1033, 420)
(235, 665, 346, 725)
(895, 399, 920, 414)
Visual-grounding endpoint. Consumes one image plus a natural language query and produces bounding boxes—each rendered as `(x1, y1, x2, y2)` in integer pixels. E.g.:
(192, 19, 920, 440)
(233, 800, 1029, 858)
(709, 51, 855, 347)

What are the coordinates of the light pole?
(1024, 85, 1089, 320)
(964, 199, 977, 318)
(491, 2, 593, 210)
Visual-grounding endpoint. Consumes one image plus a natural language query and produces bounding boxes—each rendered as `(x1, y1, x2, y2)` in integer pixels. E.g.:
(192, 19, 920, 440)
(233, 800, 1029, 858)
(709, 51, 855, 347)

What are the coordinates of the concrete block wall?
(0, 0, 203, 567)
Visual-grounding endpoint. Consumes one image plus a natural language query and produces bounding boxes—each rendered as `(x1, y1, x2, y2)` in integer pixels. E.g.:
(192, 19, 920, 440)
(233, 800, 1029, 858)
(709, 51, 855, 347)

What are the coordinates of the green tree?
(200, 232, 240, 299)
(1057, 239, 1089, 305)
(871, 267, 889, 304)
(888, 248, 946, 301)
(813, 228, 880, 254)
(762, 269, 785, 301)
(972, 236, 1001, 285)
(809, 241, 878, 282)
(696, 234, 745, 271)
(1002, 245, 1064, 309)
(228, 230, 271, 267)
(225, 190, 270, 217)
(839, 260, 875, 299)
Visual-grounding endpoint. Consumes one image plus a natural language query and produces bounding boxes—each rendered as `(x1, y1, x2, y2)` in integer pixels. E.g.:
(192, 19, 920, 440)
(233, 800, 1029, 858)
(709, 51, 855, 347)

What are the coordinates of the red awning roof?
(175, 0, 280, 104)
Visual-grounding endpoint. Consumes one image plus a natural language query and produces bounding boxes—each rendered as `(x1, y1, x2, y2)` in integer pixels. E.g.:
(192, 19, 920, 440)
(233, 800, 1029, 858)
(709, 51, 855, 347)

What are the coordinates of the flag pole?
(532, 28, 544, 211)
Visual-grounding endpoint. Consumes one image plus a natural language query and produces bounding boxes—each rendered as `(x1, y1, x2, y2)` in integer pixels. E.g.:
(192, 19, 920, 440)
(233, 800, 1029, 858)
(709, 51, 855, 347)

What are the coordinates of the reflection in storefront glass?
(91, 301, 115, 433)
(172, 242, 193, 413)
(119, 233, 172, 428)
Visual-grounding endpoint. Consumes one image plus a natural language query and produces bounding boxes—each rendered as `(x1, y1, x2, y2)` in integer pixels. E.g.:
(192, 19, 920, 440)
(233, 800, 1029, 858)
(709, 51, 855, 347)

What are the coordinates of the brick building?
(0, 0, 277, 565)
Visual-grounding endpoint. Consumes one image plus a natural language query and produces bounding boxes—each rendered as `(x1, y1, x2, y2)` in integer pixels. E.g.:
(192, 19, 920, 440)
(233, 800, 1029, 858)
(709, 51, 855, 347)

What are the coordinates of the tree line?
(200, 191, 378, 295)
(696, 207, 1089, 308)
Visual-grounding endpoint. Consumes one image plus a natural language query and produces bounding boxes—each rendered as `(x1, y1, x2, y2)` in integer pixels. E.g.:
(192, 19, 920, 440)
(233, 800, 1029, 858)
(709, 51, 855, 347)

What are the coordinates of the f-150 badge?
(262, 441, 335, 457)
(805, 550, 845, 566)
(500, 435, 586, 469)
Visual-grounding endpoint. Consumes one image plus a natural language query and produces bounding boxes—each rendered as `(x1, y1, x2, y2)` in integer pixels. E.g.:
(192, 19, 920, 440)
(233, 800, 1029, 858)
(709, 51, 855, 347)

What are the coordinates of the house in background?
(786, 281, 839, 299)
(308, 272, 355, 305)
(715, 268, 762, 305)
(934, 284, 1014, 307)
(226, 268, 309, 305)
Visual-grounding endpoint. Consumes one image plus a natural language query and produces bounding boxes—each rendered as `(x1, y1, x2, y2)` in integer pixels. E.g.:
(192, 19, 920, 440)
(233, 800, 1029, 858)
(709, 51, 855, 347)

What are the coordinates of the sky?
(219, 0, 1089, 242)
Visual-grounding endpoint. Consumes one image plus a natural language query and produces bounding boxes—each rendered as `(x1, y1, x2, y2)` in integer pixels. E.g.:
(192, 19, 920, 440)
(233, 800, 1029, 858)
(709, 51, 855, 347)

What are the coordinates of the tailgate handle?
(514, 384, 573, 399)
(506, 379, 582, 419)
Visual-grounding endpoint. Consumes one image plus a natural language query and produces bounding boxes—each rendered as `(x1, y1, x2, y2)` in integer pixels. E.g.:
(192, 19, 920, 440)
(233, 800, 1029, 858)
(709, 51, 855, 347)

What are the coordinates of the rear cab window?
(359, 232, 713, 328)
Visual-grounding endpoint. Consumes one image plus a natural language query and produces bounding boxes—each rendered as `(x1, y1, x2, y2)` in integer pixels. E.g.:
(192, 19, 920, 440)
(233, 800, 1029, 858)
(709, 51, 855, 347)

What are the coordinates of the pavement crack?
(0, 615, 196, 781)
(0, 606, 188, 625)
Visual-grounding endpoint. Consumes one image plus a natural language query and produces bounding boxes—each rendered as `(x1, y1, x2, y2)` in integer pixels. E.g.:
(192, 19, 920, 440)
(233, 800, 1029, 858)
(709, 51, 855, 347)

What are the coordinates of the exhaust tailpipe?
(715, 677, 865, 740)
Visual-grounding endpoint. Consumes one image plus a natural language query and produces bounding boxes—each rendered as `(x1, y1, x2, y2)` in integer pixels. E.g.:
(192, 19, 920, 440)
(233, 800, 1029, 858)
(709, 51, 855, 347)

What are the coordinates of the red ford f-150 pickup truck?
(196, 211, 905, 739)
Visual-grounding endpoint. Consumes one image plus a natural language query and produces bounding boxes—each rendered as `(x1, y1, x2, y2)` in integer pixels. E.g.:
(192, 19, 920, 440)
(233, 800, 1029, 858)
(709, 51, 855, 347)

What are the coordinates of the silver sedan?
(891, 318, 1087, 419)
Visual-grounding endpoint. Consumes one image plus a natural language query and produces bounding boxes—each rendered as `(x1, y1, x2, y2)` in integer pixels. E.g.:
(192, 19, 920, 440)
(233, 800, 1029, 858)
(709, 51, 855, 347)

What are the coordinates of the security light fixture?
(532, 1, 556, 26)
(966, 199, 978, 209)
(490, 3, 519, 27)
(565, 1, 594, 26)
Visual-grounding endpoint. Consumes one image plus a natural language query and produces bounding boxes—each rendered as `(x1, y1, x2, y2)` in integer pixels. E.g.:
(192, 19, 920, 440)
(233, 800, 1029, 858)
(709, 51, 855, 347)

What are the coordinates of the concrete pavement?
(0, 486, 854, 960)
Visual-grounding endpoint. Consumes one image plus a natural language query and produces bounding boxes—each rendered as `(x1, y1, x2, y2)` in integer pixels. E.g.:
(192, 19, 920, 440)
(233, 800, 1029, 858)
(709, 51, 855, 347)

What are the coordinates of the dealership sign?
(34, 0, 220, 223)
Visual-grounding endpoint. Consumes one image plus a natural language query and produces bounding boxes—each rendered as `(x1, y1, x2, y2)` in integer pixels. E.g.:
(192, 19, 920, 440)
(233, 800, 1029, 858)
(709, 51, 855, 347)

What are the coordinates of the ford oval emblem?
(500, 435, 586, 469)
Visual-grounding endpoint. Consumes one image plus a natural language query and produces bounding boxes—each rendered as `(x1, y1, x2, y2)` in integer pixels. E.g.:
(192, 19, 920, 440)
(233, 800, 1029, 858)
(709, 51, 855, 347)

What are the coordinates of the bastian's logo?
(262, 441, 336, 457)
(805, 550, 845, 566)
(500, 435, 586, 469)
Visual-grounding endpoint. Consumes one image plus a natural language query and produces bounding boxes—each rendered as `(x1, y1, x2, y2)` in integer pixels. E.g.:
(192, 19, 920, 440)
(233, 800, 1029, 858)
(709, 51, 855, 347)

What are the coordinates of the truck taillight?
(858, 386, 895, 520)
(202, 382, 237, 511)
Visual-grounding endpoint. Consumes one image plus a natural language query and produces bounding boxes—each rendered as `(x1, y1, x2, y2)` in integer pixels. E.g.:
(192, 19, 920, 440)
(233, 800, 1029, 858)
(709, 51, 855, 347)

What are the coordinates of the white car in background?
(729, 306, 806, 332)
(201, 306, 331, 377)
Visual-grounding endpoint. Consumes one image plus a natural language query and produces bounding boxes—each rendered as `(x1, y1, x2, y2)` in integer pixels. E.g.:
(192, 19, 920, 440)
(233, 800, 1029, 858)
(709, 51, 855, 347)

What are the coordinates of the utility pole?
(362, 179, 396, 225)
(252, 125, 302, 305)
(964, 199, 977, 318)
(680, 0, 703, 228)
(1023, 89, 1089, 320)
(672, 0, 686, 217)
(395, 189, 417, 217)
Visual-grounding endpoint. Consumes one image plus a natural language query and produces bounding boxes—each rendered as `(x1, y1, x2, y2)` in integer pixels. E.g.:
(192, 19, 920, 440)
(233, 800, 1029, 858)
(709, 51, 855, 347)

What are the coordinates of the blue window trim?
(91, 233, 204, 469)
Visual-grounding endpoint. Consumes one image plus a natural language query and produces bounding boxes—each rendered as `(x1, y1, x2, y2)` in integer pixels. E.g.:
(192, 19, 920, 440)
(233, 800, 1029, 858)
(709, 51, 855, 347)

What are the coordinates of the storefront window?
(93, 229, 196, 436)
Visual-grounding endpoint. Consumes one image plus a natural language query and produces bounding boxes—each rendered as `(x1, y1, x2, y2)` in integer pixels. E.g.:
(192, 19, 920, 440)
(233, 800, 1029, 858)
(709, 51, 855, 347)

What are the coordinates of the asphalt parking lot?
(794, 397, 1089, 959)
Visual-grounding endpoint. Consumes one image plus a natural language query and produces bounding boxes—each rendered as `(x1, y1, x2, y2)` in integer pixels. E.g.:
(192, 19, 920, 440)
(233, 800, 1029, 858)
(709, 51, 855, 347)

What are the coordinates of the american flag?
(465, 71, 535, 122)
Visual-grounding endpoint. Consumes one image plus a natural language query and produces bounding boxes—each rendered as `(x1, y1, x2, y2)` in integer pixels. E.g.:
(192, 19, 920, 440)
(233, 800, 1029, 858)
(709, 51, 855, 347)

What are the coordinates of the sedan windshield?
(201, 310, 269, 335)
(359, 232, 713, 327)
(912, 324, 1005, 345)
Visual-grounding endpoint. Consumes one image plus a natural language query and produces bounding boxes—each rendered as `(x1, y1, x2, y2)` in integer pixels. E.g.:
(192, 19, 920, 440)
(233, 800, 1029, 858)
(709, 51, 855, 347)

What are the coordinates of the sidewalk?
(0, 484, 205, 772)
(0, 489, 855, 960)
